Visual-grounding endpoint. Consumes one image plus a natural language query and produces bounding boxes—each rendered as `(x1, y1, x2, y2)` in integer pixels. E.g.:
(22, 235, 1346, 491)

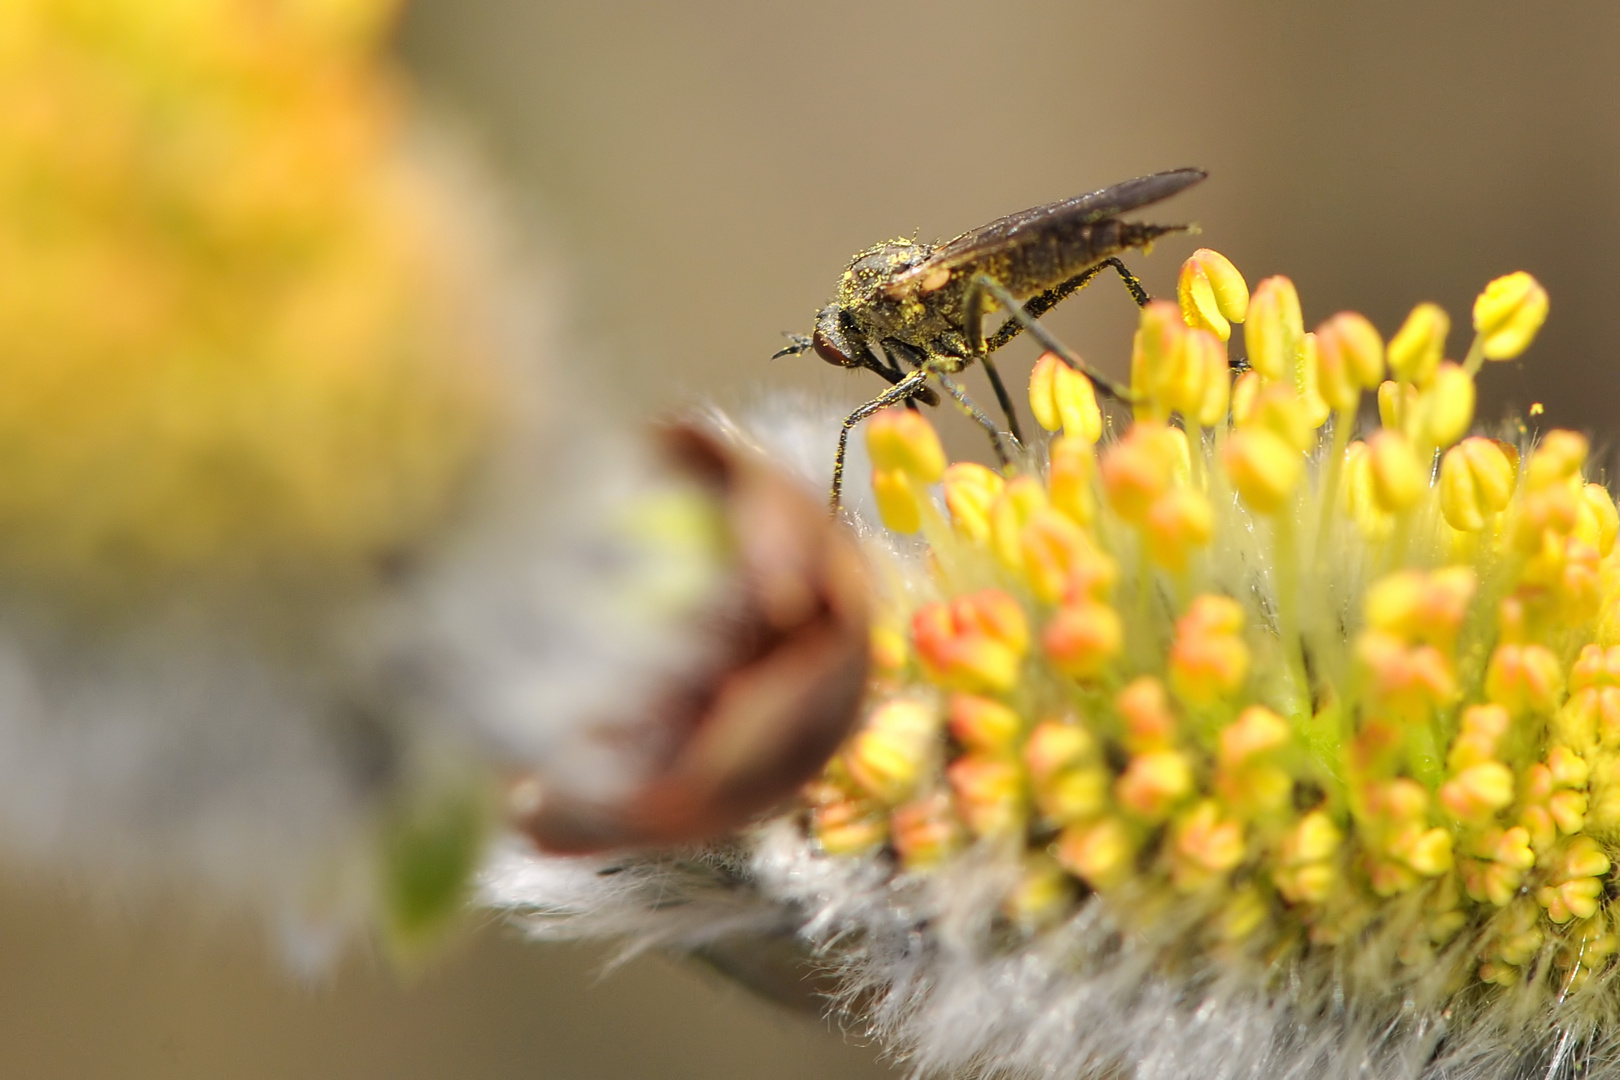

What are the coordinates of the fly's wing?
(920, 168, 1207, 272)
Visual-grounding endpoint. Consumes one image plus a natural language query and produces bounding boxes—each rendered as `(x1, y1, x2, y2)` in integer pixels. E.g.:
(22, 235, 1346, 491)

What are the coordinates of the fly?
(773, 168, 1207, 508)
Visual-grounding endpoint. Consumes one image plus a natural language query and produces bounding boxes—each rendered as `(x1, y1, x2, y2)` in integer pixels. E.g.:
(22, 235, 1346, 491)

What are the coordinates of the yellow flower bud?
(871, 468, 922, 533)
(1474, 271, 1549, 361)
(1178, 248, 1249, 341)
(865, 408, 946, 482)
(1314, 311, 1385, 412)
(1366, 430, 1425, 513)
(1387, 302, 1449, 385)
(1223, 428, 1302, 514)
(1417, 362, 1475, 448)
(1029, 352, 1102, 442)
(1439, 763, 1514, 823)
(1438, 438, 1515, 532)
(1244, 275, 1304, 382)
(1117, 750, 1194, 821)
(942, 462, 1005, 544)
(1004, 855, 1076, 931)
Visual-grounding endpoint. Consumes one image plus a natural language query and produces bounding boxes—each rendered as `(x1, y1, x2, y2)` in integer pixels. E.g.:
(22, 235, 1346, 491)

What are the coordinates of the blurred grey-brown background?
(8, 2, 1620, 1077)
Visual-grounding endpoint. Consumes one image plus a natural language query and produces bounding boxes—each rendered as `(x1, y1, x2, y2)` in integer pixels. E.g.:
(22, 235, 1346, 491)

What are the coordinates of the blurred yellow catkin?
(0, 0, 502, 603)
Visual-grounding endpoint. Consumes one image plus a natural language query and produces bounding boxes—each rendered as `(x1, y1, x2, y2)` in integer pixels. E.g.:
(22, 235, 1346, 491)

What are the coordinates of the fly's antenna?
(771, 333, 812, 360)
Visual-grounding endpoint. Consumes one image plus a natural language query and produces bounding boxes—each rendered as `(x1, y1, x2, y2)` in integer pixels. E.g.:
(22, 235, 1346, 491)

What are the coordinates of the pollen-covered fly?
(773, 168, 1207, 507)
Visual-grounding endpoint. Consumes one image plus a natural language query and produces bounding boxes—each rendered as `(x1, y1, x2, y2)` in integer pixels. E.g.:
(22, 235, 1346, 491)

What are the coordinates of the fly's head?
(810, 305, 862, 368)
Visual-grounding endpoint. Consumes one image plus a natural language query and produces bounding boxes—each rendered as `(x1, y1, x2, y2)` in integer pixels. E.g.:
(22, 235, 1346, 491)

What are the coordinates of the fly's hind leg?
(830, 369, 931, 512)
(933, 371, 1016, 469)
(964, 273, 1136, 403)
(983, 256, 1150, 354)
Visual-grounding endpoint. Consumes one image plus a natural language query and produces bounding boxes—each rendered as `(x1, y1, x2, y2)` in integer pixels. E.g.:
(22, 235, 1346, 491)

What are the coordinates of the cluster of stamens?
(800, 249, 1620, 997)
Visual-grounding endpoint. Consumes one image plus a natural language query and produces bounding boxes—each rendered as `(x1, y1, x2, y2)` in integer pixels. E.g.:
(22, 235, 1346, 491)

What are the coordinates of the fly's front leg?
(830, 369, 931, 512)
(983, 257, 1150, 353)
(966, 273, 1137, 404)
(955, 282, 1025, 446)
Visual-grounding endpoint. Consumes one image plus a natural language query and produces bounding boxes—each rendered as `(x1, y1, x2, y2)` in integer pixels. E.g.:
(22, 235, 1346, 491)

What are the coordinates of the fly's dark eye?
(811, 329, 856, 368)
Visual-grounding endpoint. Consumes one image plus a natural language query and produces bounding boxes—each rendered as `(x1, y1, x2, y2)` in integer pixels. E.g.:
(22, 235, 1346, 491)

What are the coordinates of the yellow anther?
(1164, 327, 1230, 425)
(943, 462, 1005, 544)
(865, 408, 946, 482)
(1118, 676, 1179, 751)
(1025, 721, 1108, 824)
(1171, 800, 1245, 889)
(1579, 483, 1620, 557)
(1178, 248, 1250, 340)
(890, 791, 964, 870)
(1474, 271, 1549, 361)
(1440, 762, 1515, 822)
(1396, 827, 1455, 877)
(1041, 598, 1124, 680)
(871, 468, 922, 533)
(1417, 362, 1475, 448)
(1029, 352, 1103, 442)
(1438, 437, 1516, 532)
(947, 754, 1027, 839)
(1023, 719, 1095, 775)
(1244, 275, 1304, 382)
(1387, 302, 1449, 386)
(1131, 300, 1185, 418)
(1548, 745, 1590, 788)
(1484, 642, 1565, 717)
(1223, 427, 1302, 514)
(1142, 487, 1214, 571)
(1218, 705, 1290, 767)
(1046, 436, 1097, 525)
(1100, 423, 1183, 522)
(1274, 811, 1343, 905)
(870, 623, 909, 678)
(1230, 369, 1262, 425)
(1004, 855, 1076, 931)
(1215, 706, 1291, 816)
(947, 693, 1023, 755)
(1294, 332, 1332, 429)
(845, 699, 940, 804)
(913, 591, 1029, 694)
(1169, 595, 1251, 706)
(1527, 430, 1588, 491)
(1020, 508, 1117, 604)
(1448, 703, 1511, 769)
(1056, 816, 1135, 890)
(1314, 311, 1386, 412)
(989, 476, 1050, 573)
(1365, 430, 1425, 513)
(1283, 810, 1344, 865)
(1357, 631, 1459, 720)
(1116, 750, 1194, 821)
(1364, 565, 1476, 648)
(1377, 379, 1419, 435)
(812, 798, 889, 855)
(1243, 381, 1318, 452)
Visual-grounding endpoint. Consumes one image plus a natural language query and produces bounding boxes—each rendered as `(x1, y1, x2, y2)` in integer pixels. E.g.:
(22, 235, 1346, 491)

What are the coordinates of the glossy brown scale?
(773, 168, 1207, 509)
